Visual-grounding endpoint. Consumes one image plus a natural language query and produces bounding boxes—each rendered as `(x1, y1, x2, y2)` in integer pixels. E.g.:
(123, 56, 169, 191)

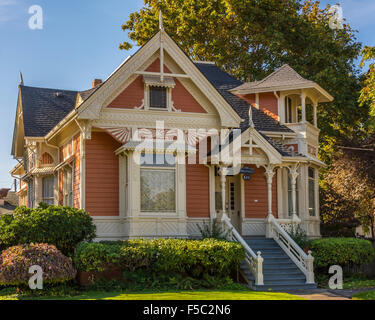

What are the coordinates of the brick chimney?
(92, 79, 102, 88)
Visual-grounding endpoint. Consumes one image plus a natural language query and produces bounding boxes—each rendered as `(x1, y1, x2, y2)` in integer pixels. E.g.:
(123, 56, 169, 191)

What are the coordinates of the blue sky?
(0, 0, 374, 188)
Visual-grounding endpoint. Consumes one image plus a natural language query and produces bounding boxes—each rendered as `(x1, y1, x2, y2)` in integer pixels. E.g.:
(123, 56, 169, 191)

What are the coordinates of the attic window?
(149, 86, 167, 109)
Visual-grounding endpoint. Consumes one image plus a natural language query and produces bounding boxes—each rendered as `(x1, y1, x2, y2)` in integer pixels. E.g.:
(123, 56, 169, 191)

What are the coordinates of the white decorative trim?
(76, 30, 241, 127)
(242, 219, 266, 236)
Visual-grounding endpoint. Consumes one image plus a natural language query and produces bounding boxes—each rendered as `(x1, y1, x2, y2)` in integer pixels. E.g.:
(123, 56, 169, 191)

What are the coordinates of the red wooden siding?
(41, 152, 54, 165)
(145, 58, 170, 73)
(108, 58, 206, 113)
(172, 78, 207, 113)
(85, 132, 121, 216)
(244, 166, 277, 218)
(108, 76, 144, 109)
(236, 92, 279, 120)
(259, 92, 278, 120)
(186, 164, 210, 218)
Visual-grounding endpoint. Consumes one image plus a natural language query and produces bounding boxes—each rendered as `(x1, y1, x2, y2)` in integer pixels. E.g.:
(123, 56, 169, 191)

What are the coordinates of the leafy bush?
(287, 225, 310, 249)
(0, 203, 96, 255)
(310, 238, 375, 269)
(0, 244, 76, 286)
(197, 219, 230, 240)
(74, 239, 244, 278)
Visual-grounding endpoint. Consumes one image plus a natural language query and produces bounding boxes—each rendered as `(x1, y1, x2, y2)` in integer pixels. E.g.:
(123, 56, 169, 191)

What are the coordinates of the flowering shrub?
(0, 244, 76, 286)
(0, 203, 96, 255)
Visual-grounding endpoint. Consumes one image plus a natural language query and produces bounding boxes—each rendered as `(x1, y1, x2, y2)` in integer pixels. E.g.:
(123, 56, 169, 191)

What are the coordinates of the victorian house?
(10, 25, 333, 290)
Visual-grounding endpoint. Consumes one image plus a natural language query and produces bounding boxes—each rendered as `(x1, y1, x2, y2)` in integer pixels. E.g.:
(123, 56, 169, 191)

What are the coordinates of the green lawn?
(343, 279, 375, 290)
(0, 289, 304, 300)
(352, 290, 375, 300)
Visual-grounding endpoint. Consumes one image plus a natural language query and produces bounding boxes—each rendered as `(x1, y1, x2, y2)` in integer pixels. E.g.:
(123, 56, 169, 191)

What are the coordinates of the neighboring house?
(10, 26, 333, 290)
(0, 189, 17, 215)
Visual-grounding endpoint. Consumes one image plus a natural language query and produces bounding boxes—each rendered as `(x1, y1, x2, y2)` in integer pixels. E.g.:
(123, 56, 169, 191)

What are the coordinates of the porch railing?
(266, 214, 314, 284)
(221, 213, 264, 286)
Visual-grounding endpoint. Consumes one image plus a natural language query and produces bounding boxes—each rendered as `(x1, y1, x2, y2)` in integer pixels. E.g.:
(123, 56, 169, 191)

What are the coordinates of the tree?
(120, 0, 369, 163)
(359, 46, 375, 128)
(321, 137, 375, 238)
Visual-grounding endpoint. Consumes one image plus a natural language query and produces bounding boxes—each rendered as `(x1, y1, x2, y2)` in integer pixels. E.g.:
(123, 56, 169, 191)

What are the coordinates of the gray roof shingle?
(20, 85, 77, 137)
(232, 64, 314, 92)
(194, 62, 293, 134)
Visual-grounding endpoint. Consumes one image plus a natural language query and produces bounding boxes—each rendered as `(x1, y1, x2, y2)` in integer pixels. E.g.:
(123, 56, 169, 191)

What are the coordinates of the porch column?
(313, 101, 318, 127)
(219, 167, 228, 216)
(288, 165, 299, 216)
(264, 165, 275, 215)
(301, 92, 306, 123)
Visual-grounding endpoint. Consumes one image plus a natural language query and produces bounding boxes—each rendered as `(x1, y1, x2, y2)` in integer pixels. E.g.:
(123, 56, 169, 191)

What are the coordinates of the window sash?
(63, 167, 73, 207)
(149, 86, 167, 109)
(42, 176, 54, 205)
(140, 168, 176, 212)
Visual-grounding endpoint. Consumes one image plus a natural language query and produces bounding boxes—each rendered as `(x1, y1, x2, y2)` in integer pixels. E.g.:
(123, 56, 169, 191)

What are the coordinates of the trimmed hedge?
(310, 238, 375, 269)
(0, 243, 76, 286)
(0, 204, 96, 255)
(74, 239, 245, 278)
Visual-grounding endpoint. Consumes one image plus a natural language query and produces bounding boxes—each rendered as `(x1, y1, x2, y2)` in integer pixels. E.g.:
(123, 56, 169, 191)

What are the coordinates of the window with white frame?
(308, 167, 316, 216)
(140, 153, 176, 212)
(288, 173, 299, 216)
(63, 166, 73, 207)
(42, 176, 54, 205)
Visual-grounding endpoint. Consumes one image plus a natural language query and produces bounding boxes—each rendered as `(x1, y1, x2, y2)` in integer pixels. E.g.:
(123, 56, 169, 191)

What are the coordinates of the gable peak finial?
(19, 71, 24, 86)
(159, 10, 164, 30)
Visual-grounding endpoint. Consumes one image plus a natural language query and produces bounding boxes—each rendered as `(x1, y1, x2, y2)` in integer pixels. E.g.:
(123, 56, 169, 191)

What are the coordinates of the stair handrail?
(221, 213, 264, 286)
(266, 213, 314, 284)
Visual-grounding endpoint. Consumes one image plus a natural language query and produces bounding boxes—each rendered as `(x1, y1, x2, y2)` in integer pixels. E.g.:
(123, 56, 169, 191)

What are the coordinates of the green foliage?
(88, 270, 239, 292)
(0, 204, 96, 255)
(287, 225, 309, 249)
(0, 244, 76, 286)
(320, 184, 361, 237)
(359, 45, 375, 126)
(310, 238, 375, 269)
(74, 239, 245, 279)
(320, 147, 375, 238)
(197, 219, 230, 240)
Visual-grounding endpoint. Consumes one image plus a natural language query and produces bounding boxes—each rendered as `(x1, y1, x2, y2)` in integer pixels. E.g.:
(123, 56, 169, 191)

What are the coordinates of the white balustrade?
(221, 214, 264, 286)
(266, 214, 314, 284)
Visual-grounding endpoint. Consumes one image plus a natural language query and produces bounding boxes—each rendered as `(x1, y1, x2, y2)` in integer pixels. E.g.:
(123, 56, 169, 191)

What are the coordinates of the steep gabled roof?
(194, 62, 293, 134)
(20, 86, 77, 137)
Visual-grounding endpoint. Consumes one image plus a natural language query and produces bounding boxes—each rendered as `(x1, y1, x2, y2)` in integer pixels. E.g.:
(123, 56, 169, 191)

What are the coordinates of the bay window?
(140, 154, 176, 212)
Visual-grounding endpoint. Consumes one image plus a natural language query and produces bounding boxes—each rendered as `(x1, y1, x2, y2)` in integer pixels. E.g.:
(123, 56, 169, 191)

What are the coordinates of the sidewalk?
(284, 289, 351, 300)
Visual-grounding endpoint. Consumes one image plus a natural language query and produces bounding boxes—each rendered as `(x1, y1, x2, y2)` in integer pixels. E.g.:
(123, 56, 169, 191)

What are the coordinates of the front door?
(227, 176, 242, 233)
